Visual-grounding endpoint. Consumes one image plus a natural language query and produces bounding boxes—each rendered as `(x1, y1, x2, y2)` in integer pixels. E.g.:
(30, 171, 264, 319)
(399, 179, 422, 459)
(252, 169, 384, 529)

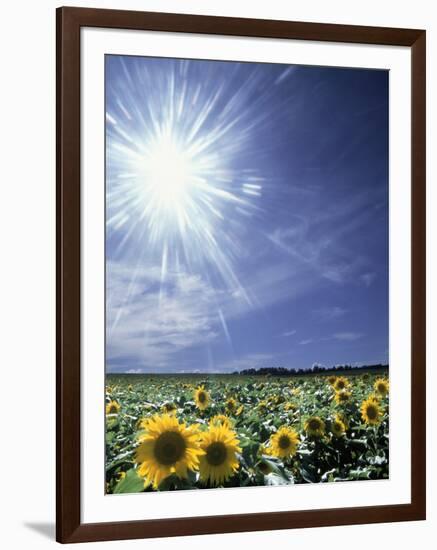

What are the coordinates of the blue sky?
(105, 55, 388, 374)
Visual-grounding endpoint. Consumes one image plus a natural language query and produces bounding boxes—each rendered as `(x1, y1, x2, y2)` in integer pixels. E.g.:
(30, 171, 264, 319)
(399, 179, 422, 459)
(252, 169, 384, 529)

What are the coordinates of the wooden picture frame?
(56, 6, 426, 543)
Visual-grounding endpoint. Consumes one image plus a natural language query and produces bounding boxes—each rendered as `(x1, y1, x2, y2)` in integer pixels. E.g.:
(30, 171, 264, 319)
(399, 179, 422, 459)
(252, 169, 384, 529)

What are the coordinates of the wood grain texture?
(56, 7, 426, 543)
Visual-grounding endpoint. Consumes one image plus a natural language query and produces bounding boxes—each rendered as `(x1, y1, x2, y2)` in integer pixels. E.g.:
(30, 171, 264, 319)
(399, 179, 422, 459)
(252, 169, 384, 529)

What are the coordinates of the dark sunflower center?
(378, 384, 386, 392)
(337, 381, 345, 389)
(154, 431, 186, 465)
(278, 435, 291, 449)
(367, 405, 378, 420)
(198, 392, 206, 403)
(109, 405, 117, 413)
(206, 442, 227, 466)
(333, 422, 342, 432)
(309, 419, 321, 431)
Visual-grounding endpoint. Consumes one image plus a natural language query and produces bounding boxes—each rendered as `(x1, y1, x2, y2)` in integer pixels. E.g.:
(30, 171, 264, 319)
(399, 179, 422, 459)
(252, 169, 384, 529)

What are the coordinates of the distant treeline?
(233, 364, 389, 376)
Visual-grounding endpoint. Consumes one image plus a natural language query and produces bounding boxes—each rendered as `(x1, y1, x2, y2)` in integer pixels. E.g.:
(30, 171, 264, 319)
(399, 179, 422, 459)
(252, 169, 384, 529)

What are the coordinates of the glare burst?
(106, 57, 272, 295)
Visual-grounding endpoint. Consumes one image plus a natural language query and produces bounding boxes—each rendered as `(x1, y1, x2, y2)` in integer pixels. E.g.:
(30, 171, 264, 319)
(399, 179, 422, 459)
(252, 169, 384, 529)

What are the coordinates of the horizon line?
(106, 363, 389, 375)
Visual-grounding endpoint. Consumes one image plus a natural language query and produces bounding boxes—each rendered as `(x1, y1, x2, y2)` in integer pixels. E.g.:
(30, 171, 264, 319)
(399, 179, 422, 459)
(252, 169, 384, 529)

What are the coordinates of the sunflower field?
(105, 371, 389, 493)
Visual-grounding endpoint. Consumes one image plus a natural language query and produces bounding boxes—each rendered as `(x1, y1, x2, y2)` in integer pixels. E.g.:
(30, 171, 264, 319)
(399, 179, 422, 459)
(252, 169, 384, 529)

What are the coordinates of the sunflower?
(331, 416, 346, 437)
(106, 400, 121, 415)
(137, 416, 151, 430)
(284, 402, 297, 412)
(135, 413, 204, 489)
(269, 426, 300, 458)
(258, 443, 268, 456)
(333, 376, 350, 392)
(194, 386, 210, 411)
(209, 414, 233, 429)
(334, 390, 351, 405)
(225, 397, 237, 413)
(236, 405, 244, 416)
(327, 375, 337, 386)
(161, 402, 177, 413)
(199, 424, 241, 486)
(336, 412, 349, 431)
(304, 416, 325, 438)
(361, 396, 382, 425)
(374, 378, 389, 397)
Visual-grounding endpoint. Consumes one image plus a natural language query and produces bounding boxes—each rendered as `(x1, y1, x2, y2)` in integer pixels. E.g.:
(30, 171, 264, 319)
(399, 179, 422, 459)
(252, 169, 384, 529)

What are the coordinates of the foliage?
(105, 371, 389, 493)
(236, 364, 388, 376)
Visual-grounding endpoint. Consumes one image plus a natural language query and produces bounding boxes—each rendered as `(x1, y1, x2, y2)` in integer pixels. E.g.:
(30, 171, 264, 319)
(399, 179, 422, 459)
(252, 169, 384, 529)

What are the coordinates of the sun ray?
(106, 58, 270, 295)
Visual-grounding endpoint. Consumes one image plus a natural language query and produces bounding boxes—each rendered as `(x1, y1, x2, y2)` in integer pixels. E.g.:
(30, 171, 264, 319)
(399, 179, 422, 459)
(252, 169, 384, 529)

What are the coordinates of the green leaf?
(258, 456, 283, 476)
(113, 468, 145, 494)
(347, 439, 368, 449)
(300, 467, 317, 483)
(157, 473, 198, 491)
(264, 473, 290, 486)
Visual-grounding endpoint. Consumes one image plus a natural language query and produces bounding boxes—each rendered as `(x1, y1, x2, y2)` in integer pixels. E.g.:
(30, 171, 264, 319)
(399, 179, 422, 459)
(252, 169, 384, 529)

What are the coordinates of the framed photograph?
(56, 7, 426, 543)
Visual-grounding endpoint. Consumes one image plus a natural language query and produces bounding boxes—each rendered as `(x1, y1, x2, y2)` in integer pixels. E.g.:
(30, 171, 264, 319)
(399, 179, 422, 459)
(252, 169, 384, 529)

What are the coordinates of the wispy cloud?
(313, 306, 347, 321)
(106, 261, 222, 371)
(361, 272, 377, 287)
(282, 329, 297, 337)
(333, 332, 364, 341)
(224, 259, 316, 319)
(299, 339, 313, 345)
(267, 224, 365, 286)
(300, 332, 364, 345)
(266, 184, 386, 289)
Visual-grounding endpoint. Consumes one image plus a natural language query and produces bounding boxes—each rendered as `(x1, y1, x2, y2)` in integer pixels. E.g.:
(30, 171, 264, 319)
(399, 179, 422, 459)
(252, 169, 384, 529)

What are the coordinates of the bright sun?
(143, 134, 197, 208)
(106, 58, 264, 309)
